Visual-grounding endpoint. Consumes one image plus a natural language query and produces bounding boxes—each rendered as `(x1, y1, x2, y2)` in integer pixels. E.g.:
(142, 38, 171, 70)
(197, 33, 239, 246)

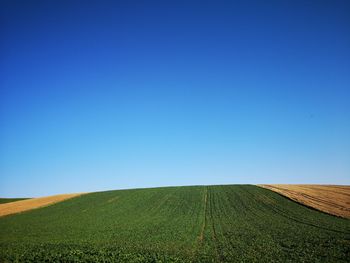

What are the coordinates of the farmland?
(259, 184, 350, 218)
(0, 193, 84, 217)
(0, 185, 349, 262)
(0, 198, 29, 204)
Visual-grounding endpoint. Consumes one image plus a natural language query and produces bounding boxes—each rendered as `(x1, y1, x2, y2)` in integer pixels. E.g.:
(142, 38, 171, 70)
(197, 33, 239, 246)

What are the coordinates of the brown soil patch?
(259, 184, 350, 219)
(0, 193, 85, 217)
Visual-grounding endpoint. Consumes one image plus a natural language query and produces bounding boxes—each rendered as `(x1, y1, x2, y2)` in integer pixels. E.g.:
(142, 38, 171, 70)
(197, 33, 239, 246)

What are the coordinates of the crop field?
(0, 193, 84, 217)
(259, 184, 350, 218)
(0, 198, 29, 204)
(0, 185, 349, 262)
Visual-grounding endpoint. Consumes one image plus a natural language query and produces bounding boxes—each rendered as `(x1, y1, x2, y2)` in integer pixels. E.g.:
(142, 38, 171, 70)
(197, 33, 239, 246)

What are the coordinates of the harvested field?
(259, 184, 350, 218)
(0, 193, 84, 217)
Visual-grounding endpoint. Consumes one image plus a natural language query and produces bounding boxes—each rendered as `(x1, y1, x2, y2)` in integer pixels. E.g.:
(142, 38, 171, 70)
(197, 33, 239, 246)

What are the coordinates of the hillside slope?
(259, 184, 350, 218)
(0, 193, 84, 217)
(0, 185, 349, 262)
(0, 198, 29, 204)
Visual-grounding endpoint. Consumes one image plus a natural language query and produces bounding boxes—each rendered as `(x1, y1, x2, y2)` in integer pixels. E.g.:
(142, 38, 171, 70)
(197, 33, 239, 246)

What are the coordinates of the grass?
(0, 185, 349, 262)
(0, 198, 29, 204)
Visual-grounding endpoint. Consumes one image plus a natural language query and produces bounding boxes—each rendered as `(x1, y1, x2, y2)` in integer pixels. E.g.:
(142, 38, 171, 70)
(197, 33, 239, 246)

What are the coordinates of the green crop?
(0, 185, 349, 262)
(0, 198, 29, 204)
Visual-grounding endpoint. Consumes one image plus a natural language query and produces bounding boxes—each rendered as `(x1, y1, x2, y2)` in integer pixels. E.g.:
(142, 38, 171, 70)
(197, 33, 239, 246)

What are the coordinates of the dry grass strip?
(259, 184, 350, 219)
(0, 193, 85, 217)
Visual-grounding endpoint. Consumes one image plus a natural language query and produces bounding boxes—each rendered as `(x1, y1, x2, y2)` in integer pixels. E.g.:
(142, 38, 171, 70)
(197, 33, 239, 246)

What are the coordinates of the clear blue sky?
(1, 0, 349, 197)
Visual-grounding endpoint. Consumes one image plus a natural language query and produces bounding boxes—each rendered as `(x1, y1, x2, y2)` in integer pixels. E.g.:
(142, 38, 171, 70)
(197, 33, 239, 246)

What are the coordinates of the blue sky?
(1, 0, 349, 197)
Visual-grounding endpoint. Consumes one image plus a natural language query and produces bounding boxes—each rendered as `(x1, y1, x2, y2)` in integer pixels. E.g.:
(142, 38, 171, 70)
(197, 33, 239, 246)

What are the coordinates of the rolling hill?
(0, 185, 349, 262)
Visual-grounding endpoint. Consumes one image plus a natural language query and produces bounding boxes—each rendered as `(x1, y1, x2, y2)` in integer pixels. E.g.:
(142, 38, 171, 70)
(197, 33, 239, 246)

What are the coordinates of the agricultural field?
(0, 193, 84, 217)
(259, 184, 350, 218)
(0, 185, 349, 262)
(0, 198, 29, 204)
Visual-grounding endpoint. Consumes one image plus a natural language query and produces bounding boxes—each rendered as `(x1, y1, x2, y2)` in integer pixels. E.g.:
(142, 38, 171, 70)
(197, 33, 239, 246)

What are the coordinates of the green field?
(0, 185, 349, 262)
(0, 198, 29, 204)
